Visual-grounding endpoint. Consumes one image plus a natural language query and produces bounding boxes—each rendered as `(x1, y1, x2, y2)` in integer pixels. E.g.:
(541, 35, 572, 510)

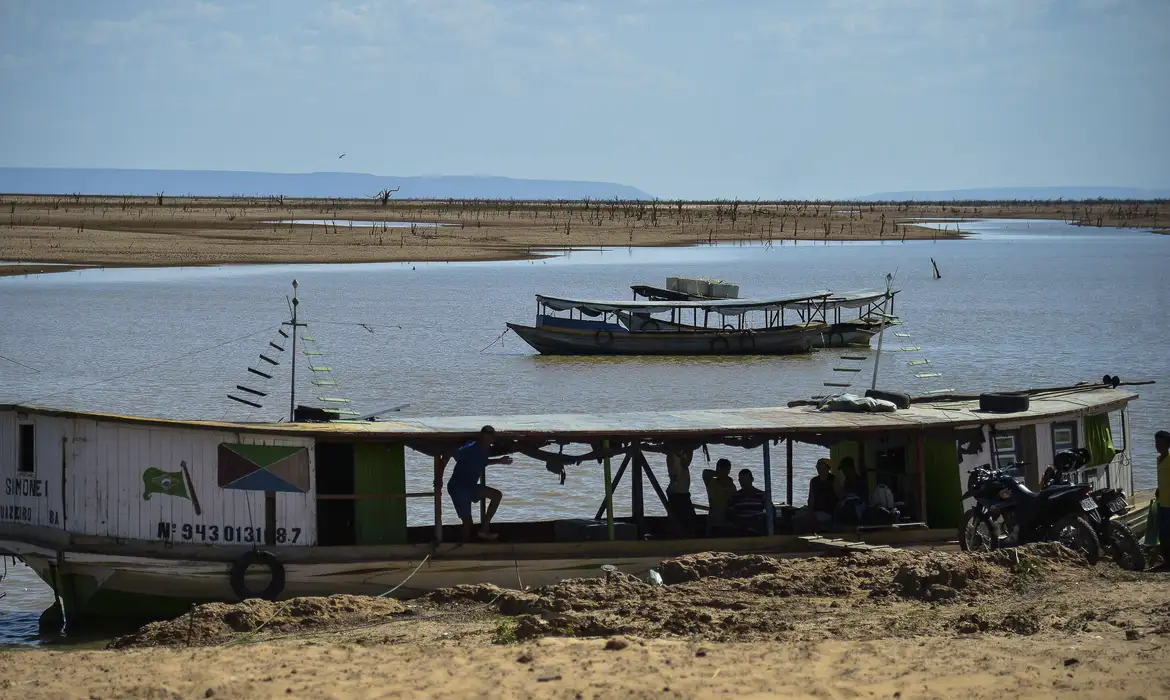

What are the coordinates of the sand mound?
(658, 552, 783, 583)
(485, 545, 1091, 642)
(109, 595, 408, 649)
(111, 545, 1094, 649)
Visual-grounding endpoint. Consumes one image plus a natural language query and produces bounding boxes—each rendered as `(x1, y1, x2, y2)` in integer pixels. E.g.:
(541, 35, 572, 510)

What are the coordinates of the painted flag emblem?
(143, 467, 189, 500)
(141, 461, 203, 515)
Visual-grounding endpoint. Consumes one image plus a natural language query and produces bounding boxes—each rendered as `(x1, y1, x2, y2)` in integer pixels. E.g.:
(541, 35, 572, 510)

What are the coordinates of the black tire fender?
(979, 392, 1030, 413)
(959, 509, 1000, 553)
(1051, 515, 1101, 565)
(641, 318, 661, 332)
(230, 550, 286, 602)
(1105, 519, 1146, 571)
(740, 331, 756, 352)
(595, 329, 615, 347)
(865, 388, 911, 410)
(710, 336, 730, 353)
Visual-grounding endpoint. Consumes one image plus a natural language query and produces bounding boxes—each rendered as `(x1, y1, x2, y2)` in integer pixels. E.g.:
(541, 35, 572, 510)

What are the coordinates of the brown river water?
(1, 218, 1167, 644)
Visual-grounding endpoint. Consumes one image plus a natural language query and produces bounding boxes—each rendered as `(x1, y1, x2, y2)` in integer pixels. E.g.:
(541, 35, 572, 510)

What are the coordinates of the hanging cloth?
(1083, 413, 1116, 467)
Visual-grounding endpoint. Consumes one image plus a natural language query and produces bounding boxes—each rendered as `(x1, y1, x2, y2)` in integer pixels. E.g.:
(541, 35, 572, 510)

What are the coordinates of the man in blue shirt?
(447, 425, 512, 541)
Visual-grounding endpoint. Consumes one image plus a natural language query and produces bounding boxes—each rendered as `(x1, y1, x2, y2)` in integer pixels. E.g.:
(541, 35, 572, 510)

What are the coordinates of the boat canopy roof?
(825, 289, 901, 309)
(4, 385, 1138, 448)
(536, 291, 834, 317)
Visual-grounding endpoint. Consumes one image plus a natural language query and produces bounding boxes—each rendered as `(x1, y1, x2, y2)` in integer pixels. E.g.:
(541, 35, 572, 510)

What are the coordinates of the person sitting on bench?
(728, 469, 768, 534)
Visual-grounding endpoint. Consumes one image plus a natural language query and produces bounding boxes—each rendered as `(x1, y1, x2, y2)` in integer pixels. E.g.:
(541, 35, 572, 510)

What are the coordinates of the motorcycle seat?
(1012, 483, 1047, 501)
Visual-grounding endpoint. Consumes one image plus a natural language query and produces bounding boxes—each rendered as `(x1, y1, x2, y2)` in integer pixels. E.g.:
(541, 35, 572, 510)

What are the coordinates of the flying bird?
(338, 153, 346, 159)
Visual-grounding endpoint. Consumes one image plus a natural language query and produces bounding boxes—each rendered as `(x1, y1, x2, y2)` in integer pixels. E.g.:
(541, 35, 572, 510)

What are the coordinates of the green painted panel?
(923, 437, 963, 529)
(354, 443, 406, 545)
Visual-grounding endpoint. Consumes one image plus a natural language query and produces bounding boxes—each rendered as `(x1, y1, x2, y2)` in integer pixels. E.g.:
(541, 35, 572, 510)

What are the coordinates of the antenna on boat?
(869, 273, 894, 391)
(228, 280, 360, 421)
(287, 279, 299, 421)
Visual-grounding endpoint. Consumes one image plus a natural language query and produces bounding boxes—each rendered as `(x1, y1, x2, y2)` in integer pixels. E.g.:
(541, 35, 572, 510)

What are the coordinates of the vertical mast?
(870, 273, 893, 391)
(288, 279, 299, 421)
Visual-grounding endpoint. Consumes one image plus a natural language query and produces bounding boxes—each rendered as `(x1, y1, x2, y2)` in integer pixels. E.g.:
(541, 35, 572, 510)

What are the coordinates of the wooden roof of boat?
(536, 291, 834, 315)
(3, 385, 1138, 444)
(627, 286, 899, 308)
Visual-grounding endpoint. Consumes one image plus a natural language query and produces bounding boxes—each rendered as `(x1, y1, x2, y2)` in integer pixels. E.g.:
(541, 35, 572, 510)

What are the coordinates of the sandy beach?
(2, 196, 1167, 276)
(3, 546, 1168, 699)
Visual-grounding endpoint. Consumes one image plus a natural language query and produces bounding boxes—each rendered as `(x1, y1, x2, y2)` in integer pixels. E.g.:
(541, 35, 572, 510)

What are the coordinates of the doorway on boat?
(314, 441, 407, 546)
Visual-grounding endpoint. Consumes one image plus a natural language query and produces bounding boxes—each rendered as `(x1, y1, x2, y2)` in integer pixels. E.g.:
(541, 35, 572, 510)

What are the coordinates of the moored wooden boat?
(0, 380, 1141, 624)
(507, 292, 835, 356)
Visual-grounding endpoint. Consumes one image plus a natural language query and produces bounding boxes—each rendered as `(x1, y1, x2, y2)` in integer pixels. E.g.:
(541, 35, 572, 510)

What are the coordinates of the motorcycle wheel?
(959, 510, 1000, 552)
(1104, 520, 1146, 571)
(1051, 515, 1101, 565)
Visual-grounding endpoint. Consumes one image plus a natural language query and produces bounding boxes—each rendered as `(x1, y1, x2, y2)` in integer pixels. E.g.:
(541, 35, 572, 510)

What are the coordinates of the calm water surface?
(1, 218, 1167, 643)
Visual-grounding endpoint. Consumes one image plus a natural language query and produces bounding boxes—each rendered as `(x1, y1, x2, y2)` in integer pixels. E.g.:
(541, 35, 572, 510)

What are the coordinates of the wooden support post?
(602, 440, 614, 541)
(433, 454, 449, 544)
(595, 453, 631, 520)
(636, 451, 684, 536)
(917, 433, 928, 525)
(264, 492, 276, 546)
(786, 438, 794, 507)
(632, 447, 645, 538)
(762, 441, 775, 536)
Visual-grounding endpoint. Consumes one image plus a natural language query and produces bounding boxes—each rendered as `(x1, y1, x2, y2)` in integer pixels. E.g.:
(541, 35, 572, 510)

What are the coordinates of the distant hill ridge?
(0, 167, 653, 200)
(858, 186, 1170, 201)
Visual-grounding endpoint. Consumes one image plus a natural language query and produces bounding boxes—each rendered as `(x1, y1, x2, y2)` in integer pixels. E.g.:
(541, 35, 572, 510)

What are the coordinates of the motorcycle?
(959, 459, 1101, 563)
(1040, 448, 1145, 571)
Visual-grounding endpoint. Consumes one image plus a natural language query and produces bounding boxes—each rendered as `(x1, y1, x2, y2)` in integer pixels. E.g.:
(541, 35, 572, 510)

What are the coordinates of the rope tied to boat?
(377, 554, 431, 598)
(480, 328, 510, 352)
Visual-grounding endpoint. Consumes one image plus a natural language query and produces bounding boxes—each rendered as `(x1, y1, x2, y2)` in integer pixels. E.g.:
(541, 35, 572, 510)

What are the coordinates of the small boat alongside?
(506, 292, 835, 355)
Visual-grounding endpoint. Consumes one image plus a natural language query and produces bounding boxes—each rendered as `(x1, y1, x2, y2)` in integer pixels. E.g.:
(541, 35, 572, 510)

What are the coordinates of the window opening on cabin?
(993, 431, 1019, 467)
(18, 424, 35, 473)
(1052, 421, 1077, 454)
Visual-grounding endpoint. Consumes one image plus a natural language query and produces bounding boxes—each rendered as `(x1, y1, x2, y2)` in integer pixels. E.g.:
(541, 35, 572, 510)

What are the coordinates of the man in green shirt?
(1156, 430, 1170, 566)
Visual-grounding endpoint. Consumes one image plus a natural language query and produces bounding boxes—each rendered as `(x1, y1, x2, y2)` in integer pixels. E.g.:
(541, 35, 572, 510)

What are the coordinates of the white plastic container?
(709, 282, 739, 299)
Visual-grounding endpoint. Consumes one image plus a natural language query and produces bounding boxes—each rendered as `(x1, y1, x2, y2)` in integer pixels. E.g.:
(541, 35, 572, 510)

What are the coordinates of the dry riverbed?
(3, 545, 1168, 698)
(2, 196, 1168, 276)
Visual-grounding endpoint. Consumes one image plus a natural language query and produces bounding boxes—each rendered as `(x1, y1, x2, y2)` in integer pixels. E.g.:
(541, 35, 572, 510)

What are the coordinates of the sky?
(1, 0, 1168, 199)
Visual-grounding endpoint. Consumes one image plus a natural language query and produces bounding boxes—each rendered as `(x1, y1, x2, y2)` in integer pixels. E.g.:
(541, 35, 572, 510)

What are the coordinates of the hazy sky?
(2, 0, 1168, 198)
